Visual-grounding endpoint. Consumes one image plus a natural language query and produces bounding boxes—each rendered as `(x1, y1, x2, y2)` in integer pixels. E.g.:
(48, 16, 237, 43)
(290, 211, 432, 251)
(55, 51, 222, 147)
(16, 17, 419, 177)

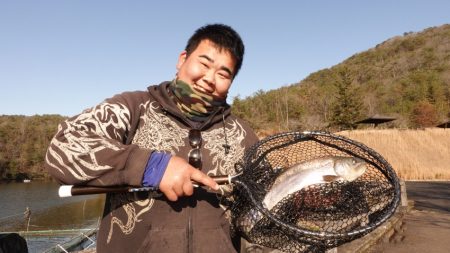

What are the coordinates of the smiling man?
(45, 24, 258, 252)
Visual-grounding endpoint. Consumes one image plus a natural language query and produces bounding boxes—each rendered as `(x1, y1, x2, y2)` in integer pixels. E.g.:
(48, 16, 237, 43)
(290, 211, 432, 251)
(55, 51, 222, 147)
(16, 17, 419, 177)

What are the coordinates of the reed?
(339, 128, 450, 180)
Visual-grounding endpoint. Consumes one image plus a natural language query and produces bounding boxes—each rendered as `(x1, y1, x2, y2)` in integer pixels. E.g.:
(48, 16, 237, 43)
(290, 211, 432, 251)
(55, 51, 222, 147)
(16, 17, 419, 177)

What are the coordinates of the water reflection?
(0, 181, 104, 232)
(1, 181, 105, 252)
(28, 196, 104, 230)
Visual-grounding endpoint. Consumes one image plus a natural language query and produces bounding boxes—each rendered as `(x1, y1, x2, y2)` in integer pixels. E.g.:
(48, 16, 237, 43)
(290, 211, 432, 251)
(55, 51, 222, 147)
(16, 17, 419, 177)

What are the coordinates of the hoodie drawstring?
(221, 110, 231, 155)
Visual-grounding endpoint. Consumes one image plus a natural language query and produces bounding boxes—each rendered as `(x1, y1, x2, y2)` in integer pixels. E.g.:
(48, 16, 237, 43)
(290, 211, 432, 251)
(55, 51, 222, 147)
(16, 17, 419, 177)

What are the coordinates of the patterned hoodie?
(45, 81, 259, 253)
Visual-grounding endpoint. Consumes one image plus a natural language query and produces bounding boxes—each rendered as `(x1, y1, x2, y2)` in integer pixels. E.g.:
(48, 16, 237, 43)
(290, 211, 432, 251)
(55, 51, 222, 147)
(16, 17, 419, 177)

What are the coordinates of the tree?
(0, 115, 66, 180)
(329, 68, 363, 130)
(411, 100, 438, 127)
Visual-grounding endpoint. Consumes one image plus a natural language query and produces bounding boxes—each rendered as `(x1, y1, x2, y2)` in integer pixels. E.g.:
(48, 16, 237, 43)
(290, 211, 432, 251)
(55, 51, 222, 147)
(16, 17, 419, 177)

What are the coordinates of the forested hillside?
(233, 24, 450, 133)
(0, 115, 66, 180)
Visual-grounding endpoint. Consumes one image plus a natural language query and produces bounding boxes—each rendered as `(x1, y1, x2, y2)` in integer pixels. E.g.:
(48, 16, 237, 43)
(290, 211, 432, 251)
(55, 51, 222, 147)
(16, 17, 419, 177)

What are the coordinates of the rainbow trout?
(237, 156, 367, 234)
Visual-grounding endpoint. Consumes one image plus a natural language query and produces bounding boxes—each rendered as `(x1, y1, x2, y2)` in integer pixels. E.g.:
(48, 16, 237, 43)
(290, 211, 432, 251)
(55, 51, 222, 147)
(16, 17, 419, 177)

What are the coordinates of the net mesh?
(229, 131, 400, 252)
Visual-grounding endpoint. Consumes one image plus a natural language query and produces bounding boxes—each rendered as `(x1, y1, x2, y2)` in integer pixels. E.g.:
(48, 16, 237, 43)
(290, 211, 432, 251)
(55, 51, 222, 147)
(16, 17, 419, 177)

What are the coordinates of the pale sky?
(1, 0, 449, 116)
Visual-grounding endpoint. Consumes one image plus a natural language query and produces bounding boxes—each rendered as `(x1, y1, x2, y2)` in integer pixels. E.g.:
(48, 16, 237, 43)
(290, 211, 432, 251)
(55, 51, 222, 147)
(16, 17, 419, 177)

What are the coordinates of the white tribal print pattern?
(45, 102, 131, 181)
(132, 101, 188, 153)
(203, 120, 246, 178)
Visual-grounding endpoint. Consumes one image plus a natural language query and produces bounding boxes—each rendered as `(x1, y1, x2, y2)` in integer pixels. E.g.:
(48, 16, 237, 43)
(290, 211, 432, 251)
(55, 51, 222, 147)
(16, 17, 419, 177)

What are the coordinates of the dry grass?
(339, 128, 450, 180)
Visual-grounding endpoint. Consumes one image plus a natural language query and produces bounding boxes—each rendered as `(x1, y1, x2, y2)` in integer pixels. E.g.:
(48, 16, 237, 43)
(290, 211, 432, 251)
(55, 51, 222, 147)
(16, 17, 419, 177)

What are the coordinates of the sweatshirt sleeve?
(44, 93, 152, 187)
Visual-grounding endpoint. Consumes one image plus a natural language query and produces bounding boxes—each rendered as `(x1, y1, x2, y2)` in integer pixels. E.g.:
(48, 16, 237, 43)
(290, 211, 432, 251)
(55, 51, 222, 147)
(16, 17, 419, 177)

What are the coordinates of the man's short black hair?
(185, 24, 244, 78)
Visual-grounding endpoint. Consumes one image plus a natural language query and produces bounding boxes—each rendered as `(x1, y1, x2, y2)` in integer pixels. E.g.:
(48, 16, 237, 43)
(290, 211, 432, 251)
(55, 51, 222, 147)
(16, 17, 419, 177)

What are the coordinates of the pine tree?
(329, 68, 363, 130)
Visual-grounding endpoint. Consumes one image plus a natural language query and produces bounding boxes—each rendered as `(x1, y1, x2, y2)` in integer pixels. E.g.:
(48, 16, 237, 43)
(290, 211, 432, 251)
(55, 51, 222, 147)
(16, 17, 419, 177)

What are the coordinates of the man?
(45, 24, 258, 252)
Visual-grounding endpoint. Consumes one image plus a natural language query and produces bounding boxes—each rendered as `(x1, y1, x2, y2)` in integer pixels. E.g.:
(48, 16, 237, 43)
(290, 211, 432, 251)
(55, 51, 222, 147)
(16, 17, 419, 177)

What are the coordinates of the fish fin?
(322, 175, 339, 182)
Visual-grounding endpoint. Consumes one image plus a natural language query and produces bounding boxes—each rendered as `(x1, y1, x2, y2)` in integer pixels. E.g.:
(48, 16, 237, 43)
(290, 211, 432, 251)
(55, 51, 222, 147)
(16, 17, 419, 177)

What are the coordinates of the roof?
(354, 115, 397, 125)
(436, 120, 450, 128)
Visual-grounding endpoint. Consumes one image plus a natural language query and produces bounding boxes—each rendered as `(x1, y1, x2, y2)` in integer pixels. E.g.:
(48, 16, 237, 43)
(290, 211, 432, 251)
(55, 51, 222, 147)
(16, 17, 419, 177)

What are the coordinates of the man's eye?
(218, 73, 231, 79)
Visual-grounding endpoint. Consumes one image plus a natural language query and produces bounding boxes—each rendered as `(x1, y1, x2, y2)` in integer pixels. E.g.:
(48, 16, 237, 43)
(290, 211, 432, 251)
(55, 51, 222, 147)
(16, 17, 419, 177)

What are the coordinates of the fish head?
(334, 157, 367, 182)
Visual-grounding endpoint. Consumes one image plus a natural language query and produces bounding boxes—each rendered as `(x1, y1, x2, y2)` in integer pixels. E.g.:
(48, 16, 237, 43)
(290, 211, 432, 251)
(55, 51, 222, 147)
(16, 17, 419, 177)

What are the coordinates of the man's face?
(176, 39, 236, 99)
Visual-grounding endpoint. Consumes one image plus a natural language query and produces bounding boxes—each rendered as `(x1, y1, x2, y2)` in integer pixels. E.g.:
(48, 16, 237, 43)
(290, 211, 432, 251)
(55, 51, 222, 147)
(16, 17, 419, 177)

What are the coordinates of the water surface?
(0, 181, 104, 252)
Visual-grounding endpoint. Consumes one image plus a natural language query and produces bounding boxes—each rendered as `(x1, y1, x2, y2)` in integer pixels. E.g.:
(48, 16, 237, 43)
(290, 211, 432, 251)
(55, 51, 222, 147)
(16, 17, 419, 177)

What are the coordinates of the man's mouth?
(193, 83, 212, 94)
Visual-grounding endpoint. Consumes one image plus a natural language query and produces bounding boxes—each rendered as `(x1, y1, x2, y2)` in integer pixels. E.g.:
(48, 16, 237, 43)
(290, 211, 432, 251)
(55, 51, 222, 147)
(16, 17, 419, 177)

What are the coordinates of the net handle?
(58, 174, 238, 197)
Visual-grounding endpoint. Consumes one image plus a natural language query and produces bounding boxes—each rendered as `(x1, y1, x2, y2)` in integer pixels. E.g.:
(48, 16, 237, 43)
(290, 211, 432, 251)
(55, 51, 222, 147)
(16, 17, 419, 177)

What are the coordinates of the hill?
(233, 24, 450, 133)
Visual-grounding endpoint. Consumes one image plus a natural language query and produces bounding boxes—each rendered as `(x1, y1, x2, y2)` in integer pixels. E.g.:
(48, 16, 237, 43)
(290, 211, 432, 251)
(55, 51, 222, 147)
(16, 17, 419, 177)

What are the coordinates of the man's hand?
(159, 155, 219, 201)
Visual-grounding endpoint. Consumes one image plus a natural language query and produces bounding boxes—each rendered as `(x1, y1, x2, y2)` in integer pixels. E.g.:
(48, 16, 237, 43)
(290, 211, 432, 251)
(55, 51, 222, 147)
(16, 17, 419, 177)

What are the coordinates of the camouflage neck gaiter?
(169, 79, 227, 122)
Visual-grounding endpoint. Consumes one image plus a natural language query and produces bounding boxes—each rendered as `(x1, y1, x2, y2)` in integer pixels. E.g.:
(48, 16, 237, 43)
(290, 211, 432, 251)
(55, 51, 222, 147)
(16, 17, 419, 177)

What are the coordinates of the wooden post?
(400, 180, 408, 207)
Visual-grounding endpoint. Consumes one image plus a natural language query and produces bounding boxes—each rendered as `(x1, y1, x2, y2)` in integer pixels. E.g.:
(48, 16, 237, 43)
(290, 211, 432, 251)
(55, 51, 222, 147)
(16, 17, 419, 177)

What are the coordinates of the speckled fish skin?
(263, 156, 367, 210)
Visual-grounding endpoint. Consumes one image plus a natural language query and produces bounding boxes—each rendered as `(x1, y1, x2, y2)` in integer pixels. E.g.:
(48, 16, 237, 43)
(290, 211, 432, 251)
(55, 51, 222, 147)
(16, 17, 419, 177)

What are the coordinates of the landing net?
(229, 131, 400, 252)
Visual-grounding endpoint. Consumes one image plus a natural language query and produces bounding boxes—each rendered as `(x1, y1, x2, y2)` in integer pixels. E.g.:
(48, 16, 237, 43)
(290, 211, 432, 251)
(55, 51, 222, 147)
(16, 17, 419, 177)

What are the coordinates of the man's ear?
(176, 51, 187, 71)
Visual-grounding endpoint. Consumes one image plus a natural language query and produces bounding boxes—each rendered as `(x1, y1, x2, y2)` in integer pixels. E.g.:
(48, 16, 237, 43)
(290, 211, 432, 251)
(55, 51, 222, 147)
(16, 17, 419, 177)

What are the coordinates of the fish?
(263, 156, 367, 210)
(236, 156, 367, 234)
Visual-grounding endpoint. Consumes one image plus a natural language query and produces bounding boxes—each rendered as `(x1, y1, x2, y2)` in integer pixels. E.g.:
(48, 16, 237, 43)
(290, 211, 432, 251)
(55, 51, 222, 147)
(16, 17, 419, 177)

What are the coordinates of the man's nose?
(203, 69, 216, 86)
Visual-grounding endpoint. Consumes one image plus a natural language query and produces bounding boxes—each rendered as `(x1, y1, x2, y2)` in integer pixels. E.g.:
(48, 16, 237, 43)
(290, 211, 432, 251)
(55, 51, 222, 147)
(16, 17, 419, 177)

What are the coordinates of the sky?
(1, 1, 449, 116)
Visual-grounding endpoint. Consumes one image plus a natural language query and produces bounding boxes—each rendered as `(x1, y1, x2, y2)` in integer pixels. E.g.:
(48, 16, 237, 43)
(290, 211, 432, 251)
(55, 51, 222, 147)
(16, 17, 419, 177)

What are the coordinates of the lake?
(0, 181, 104, 252)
